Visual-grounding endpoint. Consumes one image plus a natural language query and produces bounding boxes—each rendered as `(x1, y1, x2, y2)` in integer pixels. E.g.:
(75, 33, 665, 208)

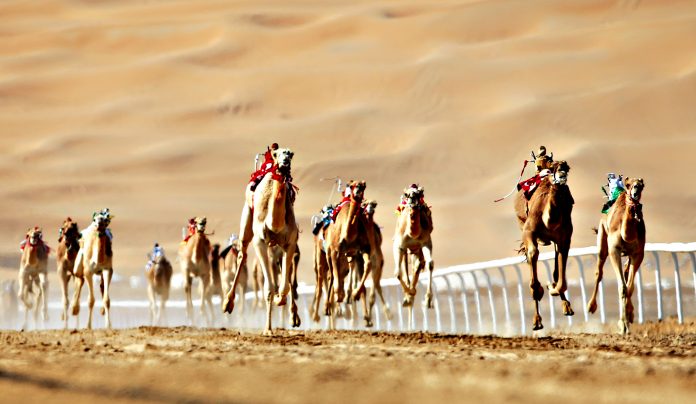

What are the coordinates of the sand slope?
(1, 0, 695, 280)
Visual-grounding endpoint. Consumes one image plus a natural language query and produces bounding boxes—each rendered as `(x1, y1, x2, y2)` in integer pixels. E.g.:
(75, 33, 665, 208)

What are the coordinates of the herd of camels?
(13, 145, 645, 335)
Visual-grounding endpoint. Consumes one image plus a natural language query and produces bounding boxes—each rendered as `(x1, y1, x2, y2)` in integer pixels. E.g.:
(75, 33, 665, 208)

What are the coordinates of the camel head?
(363, 200, 378, 219)
(625, 177, 645, 202)
(59, 217, 79, 241)
(550, 160, 570, 185)
(272, 148, 294, 172)
(26, 227, 43, 246)
(194, 217, 207, 233)
(403, 185, 425, 208)
(348, 180, 367, 202)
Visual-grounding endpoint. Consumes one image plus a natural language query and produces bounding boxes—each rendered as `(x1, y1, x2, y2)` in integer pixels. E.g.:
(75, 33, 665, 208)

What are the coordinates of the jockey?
(182, 217, 196, 242)
(601, 173, 626, 213)
(331, 181, 355, 221)
(312, 204, 335, 236)
(517, 146, 554, 200)
(146, 242, 164, 270)
(248, 143, 280, 192)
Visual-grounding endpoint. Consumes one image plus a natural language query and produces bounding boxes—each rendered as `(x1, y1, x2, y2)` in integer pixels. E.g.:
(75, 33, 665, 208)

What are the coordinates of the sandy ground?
(1, 0, 696, 282)
(0, 320, 694, 403)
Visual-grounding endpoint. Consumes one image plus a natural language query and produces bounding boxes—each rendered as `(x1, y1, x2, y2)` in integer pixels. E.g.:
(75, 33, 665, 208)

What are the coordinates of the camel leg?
(393, 243, 410, 298)
(608, 244, 629, 334)
(625, 252, 643, 324)
(147, 283, 156, 326)
(274, 245, 295, 306)
(253, 237, 274, 335)
(549, 241, 570, 297)
(422, 245, 435, 309)
(311, 254, 324, 323)
(329, 249, 345, 307)
(551, 244, 573, 316)
(70, 253, 85, 318)
(17, 269, 31, 330)
(405, 252, 424, 307)
(85, 271, 95, 330)
(160, 289, 169, 326)
(38, 272, 48, 325)
(59, 270, 70, 329)
(184, 274, 194, 326)
(588, 223, 608, 315)
(102, 269, 112, 329)
(372, 261, 392, 321)
(524, 235, 544, 330)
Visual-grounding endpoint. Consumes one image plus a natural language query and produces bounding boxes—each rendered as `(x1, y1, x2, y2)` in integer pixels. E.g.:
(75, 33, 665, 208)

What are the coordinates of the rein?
(494, 160, 531, 203)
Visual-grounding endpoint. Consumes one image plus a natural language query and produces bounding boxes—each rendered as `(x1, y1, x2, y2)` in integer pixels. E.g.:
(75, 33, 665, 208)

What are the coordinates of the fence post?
(470, 272, 484, 333)
(636, 269, 644, 324)
(689, 252, 696, 302)
(482, 270, 498, 335)
(671, 252, 683, 324)
(652, 251, 663, 320)
(455, 273, 471, 333)
(513, 264, 526, 335)
(497, 267, 512, 327)
(573, 256, 589, 323)
(442, 275, 457, 333)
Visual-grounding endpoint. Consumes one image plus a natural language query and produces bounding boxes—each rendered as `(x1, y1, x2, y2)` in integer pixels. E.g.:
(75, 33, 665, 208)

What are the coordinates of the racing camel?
(361, 200, 392, 326)
(514, 160, 575, 331)
(393, 186, 434, 330)
(18, 227, 50, 329)
(178, 217, 214, 326)
(71, 211, 114, 329)
(224, 148, 299, 335)
(56, 218, 80, 329)
(588, 178, 646, 334)
(325, 181, 371, 325)
(146, 252, 173, 326)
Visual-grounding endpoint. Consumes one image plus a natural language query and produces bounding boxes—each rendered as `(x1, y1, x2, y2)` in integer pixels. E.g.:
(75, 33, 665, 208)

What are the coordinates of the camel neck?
(406, 206, 422, 238)
(268, 179, 287, 232)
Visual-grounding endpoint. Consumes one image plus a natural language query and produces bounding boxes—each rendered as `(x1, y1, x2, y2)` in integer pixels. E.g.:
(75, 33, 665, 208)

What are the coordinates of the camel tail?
(591, 227, 598, 235)
(516, 243, 527, 257)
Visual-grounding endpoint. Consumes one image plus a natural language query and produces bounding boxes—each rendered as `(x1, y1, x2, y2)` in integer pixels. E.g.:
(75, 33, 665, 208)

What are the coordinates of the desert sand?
(1, 0, 695, 283)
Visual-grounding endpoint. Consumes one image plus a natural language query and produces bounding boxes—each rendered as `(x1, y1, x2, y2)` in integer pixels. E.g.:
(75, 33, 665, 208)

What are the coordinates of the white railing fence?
(3, 243, 694, 334)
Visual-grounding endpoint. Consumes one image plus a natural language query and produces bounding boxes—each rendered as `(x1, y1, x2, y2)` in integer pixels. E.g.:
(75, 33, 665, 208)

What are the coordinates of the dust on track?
(1, 320, 694, 404)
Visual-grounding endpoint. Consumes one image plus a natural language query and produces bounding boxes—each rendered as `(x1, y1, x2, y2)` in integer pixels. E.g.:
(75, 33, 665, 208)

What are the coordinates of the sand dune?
(1, 0, 695, 282)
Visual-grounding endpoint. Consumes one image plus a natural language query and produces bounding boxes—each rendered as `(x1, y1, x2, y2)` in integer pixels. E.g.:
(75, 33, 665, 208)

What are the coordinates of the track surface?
(1, 321, 694, 403)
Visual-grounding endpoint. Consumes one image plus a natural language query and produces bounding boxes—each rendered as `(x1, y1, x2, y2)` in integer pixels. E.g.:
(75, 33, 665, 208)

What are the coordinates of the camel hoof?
(617, 319, 629, 335)
(100, 307, 105, 316)
(222, 295, 235, 314)
(71, 305, 80, 316)
(424, 293, 434, 309)
(311, 313, 320, 323)
(562, 301, 574, 316)
(626, 304, 635, 324)
(292, 314, 301, 328)
(587, 301, 597, 315)
(262, 329, 273, 337)
(532, 314, 543, 331)
(365, 318, 373, 328)
(384, 308, 394, 321)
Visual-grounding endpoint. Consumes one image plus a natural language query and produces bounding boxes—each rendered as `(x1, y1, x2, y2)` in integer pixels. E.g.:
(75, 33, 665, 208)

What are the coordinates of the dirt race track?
(1, 321, 694, 404)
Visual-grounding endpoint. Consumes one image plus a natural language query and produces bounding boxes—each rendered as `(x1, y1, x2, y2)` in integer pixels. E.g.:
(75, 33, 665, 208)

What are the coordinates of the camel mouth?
(630, 187, 643, 201)
(553, 171, 568, 185)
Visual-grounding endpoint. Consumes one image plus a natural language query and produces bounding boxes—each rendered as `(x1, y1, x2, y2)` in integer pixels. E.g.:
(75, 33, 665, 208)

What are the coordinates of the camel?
(393, 186, 434, 329)
(224, 147, 299, 335)
(18, 227, 49, 329)
(311, 223, 331, 323)
(71, 211, 114, 329)
(56, 218, 80, 329)
(178, 216, 215, 326)
(324, 180, 378, 329)
(514, 160, 575, 331)
(360, 200, 392, 326)
(145, 253, 173, 326)
(219, 239, 251, 319)
(588, 178, 645, 334)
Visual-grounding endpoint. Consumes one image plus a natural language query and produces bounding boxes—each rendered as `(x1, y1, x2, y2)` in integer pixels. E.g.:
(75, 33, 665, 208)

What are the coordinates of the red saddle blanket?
(518, 175, 542, 199)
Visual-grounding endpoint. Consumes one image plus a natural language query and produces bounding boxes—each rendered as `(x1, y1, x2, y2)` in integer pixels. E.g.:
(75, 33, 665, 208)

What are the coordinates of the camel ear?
(418, 186, 424, 194)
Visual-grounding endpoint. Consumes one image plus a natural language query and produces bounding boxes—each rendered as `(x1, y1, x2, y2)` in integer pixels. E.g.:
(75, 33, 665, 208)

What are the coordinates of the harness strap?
(494, 160, 531, 203)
